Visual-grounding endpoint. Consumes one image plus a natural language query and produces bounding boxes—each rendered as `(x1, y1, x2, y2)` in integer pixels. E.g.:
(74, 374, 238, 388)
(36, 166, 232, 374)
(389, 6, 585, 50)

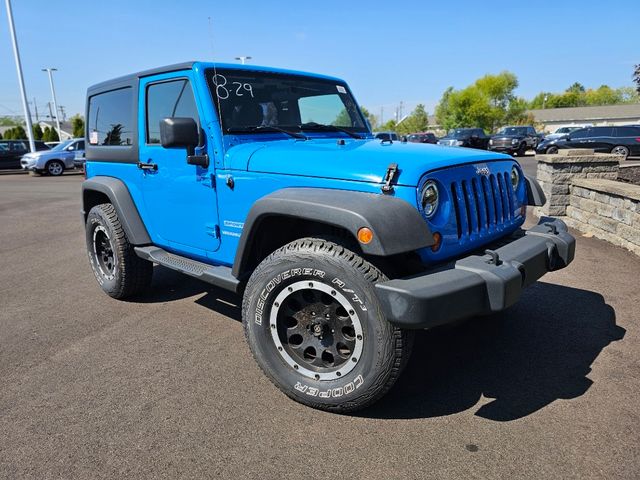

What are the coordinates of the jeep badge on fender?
(81, 61, 575, 412)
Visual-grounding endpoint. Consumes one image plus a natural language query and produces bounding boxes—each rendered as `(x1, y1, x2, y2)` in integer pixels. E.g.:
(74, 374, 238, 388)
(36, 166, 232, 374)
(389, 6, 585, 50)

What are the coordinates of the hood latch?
(381, 163, 398, 194)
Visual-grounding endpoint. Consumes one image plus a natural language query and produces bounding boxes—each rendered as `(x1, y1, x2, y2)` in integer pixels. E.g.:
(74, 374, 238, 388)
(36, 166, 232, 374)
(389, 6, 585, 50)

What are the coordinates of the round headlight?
(511, 166, 520, 190)
(511, 138, 519, 145)
(421, 181, 439, 218)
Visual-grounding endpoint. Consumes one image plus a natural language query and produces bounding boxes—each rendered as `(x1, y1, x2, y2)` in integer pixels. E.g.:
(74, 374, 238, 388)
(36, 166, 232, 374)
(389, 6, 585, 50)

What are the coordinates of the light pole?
(5, 0, 35, 152)
(235, 56, 252, 65)
(42, 68, 62, 141)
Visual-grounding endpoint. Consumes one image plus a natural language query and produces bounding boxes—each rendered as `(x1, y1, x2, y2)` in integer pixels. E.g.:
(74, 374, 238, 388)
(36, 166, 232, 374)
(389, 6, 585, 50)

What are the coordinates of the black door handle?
(137, 162, 157, 171)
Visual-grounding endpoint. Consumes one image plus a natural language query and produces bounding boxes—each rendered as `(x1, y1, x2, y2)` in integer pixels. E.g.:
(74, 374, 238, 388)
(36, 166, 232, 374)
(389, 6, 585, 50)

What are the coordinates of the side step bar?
(134, 246, 240, 293)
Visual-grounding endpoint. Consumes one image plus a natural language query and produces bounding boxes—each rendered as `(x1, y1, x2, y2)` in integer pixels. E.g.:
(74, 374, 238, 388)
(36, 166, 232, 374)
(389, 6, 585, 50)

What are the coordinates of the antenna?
(207, 17, 215, 58)
(208, 16, 225, 136)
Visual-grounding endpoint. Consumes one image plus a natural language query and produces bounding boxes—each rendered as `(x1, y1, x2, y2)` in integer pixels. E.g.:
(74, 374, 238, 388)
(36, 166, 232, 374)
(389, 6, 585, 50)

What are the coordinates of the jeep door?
(138, 72, 221, 257)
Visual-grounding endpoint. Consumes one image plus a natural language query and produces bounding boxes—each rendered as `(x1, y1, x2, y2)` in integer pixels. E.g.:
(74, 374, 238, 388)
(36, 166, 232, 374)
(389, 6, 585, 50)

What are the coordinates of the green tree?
(584, 85, 622, 106)
(0, 131, 2, 140)
(566, 82, 586, 94)
(380, 119, 397, 132)
(435, 72, 527, 133)
(33, 124, 43, 140)
(71, 115, 84, 138)
(42, 126, 51, 142)
(49, 127, 60, 142)
(5, 126, 27, 139)
(360, 106, 377, 130)
(634, 64, 640, 94)
(396, 104, 429, 135)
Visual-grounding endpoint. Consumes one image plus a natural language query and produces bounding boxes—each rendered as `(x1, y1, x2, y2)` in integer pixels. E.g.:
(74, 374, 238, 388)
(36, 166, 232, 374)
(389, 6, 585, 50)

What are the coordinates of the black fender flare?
(232, 188, 434, 278)
(81, 176, 151, 245)
(524, 175, 547, 206)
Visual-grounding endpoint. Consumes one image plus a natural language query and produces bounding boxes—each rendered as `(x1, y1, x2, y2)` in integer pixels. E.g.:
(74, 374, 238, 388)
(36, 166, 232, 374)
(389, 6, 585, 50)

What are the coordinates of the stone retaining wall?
(535, 149, 619, 216)
(565, 179, 640, 255)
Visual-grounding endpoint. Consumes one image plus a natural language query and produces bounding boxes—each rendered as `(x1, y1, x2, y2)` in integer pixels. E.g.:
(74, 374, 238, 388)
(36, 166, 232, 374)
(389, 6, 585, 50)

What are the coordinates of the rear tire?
(611, 145, 629, 159)
(46, 160, 65, 176)
(85, 203, 152, 299)
(242, 238, 413, 412)
(517, 143, 527, 157)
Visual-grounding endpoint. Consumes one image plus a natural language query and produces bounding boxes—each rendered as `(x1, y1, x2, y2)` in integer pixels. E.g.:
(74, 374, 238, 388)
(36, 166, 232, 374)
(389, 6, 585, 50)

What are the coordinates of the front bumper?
(375, 217, 575, 329)
(488, 145, 518, 154)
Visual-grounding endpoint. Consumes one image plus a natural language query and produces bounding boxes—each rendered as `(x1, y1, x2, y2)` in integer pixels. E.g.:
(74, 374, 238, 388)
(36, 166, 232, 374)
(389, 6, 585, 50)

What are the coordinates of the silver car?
(21, 138, 85, 176)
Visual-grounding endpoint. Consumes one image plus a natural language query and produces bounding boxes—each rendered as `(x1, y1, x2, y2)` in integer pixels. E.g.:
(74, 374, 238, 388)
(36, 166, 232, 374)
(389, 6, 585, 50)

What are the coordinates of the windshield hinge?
(381, 163, 399, 194)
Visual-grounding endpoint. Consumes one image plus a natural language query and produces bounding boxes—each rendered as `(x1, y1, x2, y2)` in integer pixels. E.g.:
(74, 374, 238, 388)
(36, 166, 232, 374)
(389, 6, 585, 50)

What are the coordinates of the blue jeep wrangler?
(81, 62, 575, 412)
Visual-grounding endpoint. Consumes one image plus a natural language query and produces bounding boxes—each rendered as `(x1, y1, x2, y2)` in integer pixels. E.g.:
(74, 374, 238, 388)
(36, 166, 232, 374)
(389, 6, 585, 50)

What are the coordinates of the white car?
(544, 126, 585, 141)
(21, 138, 85, 176)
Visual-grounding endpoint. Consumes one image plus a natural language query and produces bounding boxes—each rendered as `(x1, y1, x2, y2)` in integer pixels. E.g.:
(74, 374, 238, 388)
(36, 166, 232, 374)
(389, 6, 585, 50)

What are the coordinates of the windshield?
(206, 69, 368, 135)
(497, 127, 526, 135)
(51, 140, 73, 151)
(446, 129, 472, 138)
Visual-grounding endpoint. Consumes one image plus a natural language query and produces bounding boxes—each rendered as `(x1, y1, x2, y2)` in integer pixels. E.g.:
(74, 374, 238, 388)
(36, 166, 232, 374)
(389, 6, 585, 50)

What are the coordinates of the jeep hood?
(227, 138, 512, 186)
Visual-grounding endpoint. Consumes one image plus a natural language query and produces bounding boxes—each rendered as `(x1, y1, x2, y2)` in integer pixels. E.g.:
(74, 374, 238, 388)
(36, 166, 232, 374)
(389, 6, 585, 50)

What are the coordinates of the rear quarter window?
(87, 87, 134, 146)
(616, 127, 640, 137)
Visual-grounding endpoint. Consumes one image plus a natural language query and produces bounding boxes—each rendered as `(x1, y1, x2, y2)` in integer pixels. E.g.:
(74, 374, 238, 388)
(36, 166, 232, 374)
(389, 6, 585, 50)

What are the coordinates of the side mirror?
(159, 117, 208, 167)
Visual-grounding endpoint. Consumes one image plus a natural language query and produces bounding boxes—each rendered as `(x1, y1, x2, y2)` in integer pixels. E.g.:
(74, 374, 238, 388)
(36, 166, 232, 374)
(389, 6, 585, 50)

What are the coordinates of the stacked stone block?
(535, 149, 619, 216)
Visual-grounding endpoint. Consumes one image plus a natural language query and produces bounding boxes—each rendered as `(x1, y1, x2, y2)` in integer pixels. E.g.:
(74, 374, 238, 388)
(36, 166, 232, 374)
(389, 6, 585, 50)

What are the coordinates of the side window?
(528, 127, 535, 135)
(76, 140, 85, 150)
(11, 141, 27, 151)
(88, 87, 134, 146)
(146, 79, 199, 144)
(592, 127, 613, 137)
(616, 127, 640, 137)
(570, 128, 590, 139)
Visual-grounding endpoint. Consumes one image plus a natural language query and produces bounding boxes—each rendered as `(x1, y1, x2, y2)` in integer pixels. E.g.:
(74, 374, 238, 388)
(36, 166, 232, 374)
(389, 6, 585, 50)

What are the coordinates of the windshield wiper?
(299, 122, 363, 139)
(226, 125, 307, 140)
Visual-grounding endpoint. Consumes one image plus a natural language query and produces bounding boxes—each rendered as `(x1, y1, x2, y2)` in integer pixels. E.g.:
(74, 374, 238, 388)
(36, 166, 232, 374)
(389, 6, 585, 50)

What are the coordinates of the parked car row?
(0, 138, 85, 175)
(0, 140, 49, 169)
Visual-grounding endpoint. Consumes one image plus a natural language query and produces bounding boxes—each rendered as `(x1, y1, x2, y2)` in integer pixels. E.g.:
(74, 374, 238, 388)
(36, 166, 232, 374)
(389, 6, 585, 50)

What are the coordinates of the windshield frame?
(204, 68, 369, 137)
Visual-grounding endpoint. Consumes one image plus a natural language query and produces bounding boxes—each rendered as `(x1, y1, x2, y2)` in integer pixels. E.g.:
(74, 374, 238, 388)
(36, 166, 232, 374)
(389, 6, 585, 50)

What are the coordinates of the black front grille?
(450, 171, 514, 239)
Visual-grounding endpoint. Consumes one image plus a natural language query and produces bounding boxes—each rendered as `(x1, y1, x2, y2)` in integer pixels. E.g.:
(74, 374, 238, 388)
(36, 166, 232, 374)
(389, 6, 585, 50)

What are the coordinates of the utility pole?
(5, 0, 35, 152)
(42, 68, 61, 141)
(59, 105, 66, 122)
(33, 97, 39, 122)
(47, 102, 54, 121)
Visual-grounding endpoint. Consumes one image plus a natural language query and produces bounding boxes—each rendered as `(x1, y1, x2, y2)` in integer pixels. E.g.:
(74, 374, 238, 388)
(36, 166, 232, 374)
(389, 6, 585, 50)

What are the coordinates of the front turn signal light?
(431, 232, 442, 252)
(357, 227, 374, 244)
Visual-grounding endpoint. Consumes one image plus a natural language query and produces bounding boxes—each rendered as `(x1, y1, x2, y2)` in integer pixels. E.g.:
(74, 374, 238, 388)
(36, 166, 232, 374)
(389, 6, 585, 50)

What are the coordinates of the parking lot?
(1, 172, 639, 479)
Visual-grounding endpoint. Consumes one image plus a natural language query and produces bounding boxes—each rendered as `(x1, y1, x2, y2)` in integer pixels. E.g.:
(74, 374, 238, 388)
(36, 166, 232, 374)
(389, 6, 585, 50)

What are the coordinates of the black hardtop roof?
(87, 61, 196, 96)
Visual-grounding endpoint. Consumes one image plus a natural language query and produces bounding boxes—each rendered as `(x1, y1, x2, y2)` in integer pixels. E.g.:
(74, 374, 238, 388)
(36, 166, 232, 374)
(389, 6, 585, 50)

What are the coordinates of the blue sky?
(1, 0, 638, 123)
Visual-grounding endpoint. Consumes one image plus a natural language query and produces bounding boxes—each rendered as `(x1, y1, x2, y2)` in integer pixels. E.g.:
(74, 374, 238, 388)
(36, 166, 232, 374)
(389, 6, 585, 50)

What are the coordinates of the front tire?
(46, 160, 65, 176)
(242, 238, 412, 412)
(85, 203, 152, 299)
(546, 146, 559, 154)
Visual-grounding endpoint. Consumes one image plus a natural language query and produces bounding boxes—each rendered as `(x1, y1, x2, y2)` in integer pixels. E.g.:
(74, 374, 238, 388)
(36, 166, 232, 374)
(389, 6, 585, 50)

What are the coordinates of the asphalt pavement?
(1, 173, 639, 479)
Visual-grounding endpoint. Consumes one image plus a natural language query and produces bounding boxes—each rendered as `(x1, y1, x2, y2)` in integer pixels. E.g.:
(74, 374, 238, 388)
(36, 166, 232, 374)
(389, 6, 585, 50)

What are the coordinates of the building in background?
(530, 104, 640, 133)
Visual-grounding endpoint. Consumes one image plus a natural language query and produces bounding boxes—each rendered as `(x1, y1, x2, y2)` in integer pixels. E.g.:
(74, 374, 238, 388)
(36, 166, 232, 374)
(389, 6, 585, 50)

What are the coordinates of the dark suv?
(407, 132, 437, 144)
(0, 140, 49, 169)
(536, 125, 640, 158)
(437, 128, 489, 150)
(489, 126, 540, 156)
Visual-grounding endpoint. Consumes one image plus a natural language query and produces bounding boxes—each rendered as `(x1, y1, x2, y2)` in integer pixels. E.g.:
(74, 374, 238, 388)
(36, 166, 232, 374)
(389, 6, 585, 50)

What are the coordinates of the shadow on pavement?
(135, 266, 242, 321)
(136, 268, 624, 422)
(360, 281, 624, 421)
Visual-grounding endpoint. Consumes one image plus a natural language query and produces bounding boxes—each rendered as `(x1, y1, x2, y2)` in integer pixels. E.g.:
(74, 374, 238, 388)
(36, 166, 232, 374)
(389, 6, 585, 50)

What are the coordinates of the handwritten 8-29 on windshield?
(212, 74, 254, 100)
